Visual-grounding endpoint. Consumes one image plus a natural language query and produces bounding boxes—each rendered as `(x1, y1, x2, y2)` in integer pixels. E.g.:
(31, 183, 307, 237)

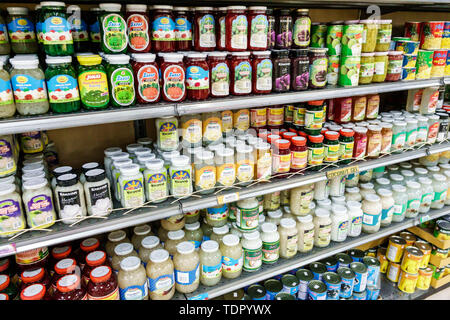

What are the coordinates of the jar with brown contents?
(366, 125, 382, 158)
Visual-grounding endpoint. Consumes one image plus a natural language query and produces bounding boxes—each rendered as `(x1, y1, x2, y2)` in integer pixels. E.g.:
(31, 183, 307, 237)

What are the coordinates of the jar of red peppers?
(334, 97, 352, 124)
(366, 125, 382, 158)
(126, 5, 151, 53)
(230, 51, 252, 95)
(272, 49, 291, 92)
(247, 6, 268, 51)
(161, 53, 186, 102)
(215, 7, 227, 51)
(251, 51, 272, 93)
(272, 139, 291, 174)
(290, 136, 307, 171)
(275, 9, 292, 49)
(132, 53, 160, 104)
(185, 53, 210, 100)
(193, 7, 216, 51)
(290, 49, 309, 91)
(353, 126, 368, 159)
(151, 5, 176, 53)
(174, 7, 192, 51)
(207, 52, 229, 98)
(226, 6, 248, 52)
(267, 106, 285, 132)
(386, 51, 403, 82)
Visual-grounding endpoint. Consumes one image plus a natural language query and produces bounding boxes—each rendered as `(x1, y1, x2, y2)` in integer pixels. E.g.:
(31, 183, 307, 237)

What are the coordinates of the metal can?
(397, 270, 418, 294)
(326, 22, 343, 56)
(224, 289, 245, 300)
(386, 235, 407, 263)
(401, 246, 424, 274)
(275, 292, 296, 300)
(402, 67, 416, 81)
(431, 245, 449, 259)
(338, 55, 361, 87)
(307, 280, 327, 300)
(434, 220, 450, 240)
(414, 241, 432, 268)
(338, 267, 355, 298)
(323, 272, 341, 300)
(386, 261, 401, 283)
(366, 247, 377, 258)
(446, 50, 450, 76)
(310, 23, 328, 48)
(264, 279, 283, 300)
(420, 21, 445, 50)
(377, 247, 389, 273)
(430, 49, 448, 78)
(309, 262, 327, 281)
(416, 266, 433, 290)
(366, 284, 380, 300)
(348, 249, 365, 262)
(430, 264, 445, 280)
(281, 274, 299, 295)
(399, 232, 416, 246)
(327, 55, 340, 85)
(404, 21, 422, 42)
(350, 262, 368, 292)
(322, 256, 338, 272)
(336, 252, 353, 269)
(247, 284, 267, 300)
(443, 22, 450, 49)
(363, 256, 380, 287)
(352, 290, 366, 300)
(395, 40, 420, 55)
(415, 49, 434, 79)
(296, 268, 314, 300)
(402, 54, 417, 68)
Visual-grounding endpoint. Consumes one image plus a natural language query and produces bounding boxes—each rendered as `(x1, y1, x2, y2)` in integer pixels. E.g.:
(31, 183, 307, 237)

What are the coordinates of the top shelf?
(0, 78, 444, 135)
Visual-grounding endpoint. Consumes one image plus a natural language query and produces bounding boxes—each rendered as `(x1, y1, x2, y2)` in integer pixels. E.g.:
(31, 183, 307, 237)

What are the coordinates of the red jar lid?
(291, 136, 306, 146)
(267, 134, 281, 144)
(298, 131, 307, 137)
(55, 258, 77, 275)
(320, 127, 328, 135)
(21, 268, 44, 283)
(80, 238, 100, 252)
(86, 250, 107, 267)
(274, 139, 291, 149)
(288, 128, 297, 134)
(308, 135, 324, 143)
(325, 131, 339, 140)
(308, 100, 324, 106)
(90, 266, 112, 284)
(57, 274, 81, 293)
(282, 132, 297, 141)
(340, 128, 354, 137)
(0, 274, 10, 291)
(20, 283, 46, 301)
(0, 293, 9, 300)
(0, 259, 9, 273)
(52, 245, 72, 260)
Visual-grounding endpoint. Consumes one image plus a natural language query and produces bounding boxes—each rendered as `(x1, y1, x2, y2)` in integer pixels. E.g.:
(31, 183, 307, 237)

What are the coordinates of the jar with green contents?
(307, 135, 324, 170)
(326, 21, 343, 56)
(0, 15, 11, 55)
(305, 100, 324, 132)
(372, 52, 388, 82)
(323, 131, 340, 164)
(327, 55, 340, 86)
(375, 20, 392, 52)
(338, 55, 361, 87)
(99, 3, 127, 54)
(106, 54, 136, 107)
(339, 128, 354, 164)
(359, 53, 375, 84)
(341, 20, 363, 56)
(77, 55, 109, 109)
(6, 7, 39, 54)
(310, 23, 327, 48)
(360, 20, 378, 53)
(45, 56, 80, 113)
(39, 2, 74, 56)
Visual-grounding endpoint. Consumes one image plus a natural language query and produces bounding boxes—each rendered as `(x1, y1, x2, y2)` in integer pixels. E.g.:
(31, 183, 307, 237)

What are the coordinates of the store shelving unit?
(380, 275, 450, 300)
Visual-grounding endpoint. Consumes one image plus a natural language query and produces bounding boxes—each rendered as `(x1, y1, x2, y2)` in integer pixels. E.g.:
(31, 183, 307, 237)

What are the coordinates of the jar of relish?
(353, 126, 368, 159)
(208, 52, 229, 98)
(307, 135, 324, 170)
(230, 52, 252, 95)
(290, 136, 307, 171)
(339, 129, 355, 164)
(215, 7, 227, 51)
(185, 53, 210, 100)
(226, 6, 248, 52)
(151, 5, 176, 53)
(161, 53, 186, 102)
(251, 50, 272, 94)
(193, 7, 216, 51)
(272, 139, 291, 174)
(132, 53, 160, 104)
(247, 6, 268, 51)
(174, 7, 192, 51)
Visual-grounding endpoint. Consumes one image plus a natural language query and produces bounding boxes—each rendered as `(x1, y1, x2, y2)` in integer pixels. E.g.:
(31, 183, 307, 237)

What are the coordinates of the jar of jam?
(75, 238, 101, 271)
(87, 266, 119, 300)
(307, 135, 324, 170)
(174, 7, 192, 51)
(290, 136, 307, 171)
(0, 259, 17, 283)
(366, 94, 380, 120)
(267, 134, 281, 145)
(352, 96, 367, 122)
(126, 5, 151, 53)
(386, 51, 403, 82)
(251, 51, 272, 94)
(193, 7, 216, 51)
(353, 126, 368, 159)
(54, 274, 87, 300)
(292, 9, 311, 49)
(324, 131, 340, 164)
(275, 9, 292, 49)
(20, 283, 47, 300)
(226, 6, 248, 52)
(247, 6, 268, 51)
(267, 106, 285, 132)
(82, 250, 110, 286)
(15, 247, 49, 272)
(132, 53, 160, 104)
(207, 52, 229, 98)
(50, 258, 81, 294)
(272, 139, 291, 174)
(367, 125, 382, 158)
(161, 53, 186, 102)
(250, 107, 267, 129)
(290, 49, 309, 91)
(266, 9, 275, 49)
(272, 49, 291, 92)
(20, 268, 51, 292)
(380, 122, 393, 154)
(151, 5, 176, 53)
(185, 53, 210, 101)
(49, 245, 74, 274)
(334, 97, 352, 124)
(230, 52, 252, 95)
(339, 129, 355, 164)
(308, 48, 328, 89)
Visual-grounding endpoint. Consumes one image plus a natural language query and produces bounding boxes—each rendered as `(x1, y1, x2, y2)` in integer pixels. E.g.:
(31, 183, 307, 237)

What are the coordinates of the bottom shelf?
(380, 275, 450, 300)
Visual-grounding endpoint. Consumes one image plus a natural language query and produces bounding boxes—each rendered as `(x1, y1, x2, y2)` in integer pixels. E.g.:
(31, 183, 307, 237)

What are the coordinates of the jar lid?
(317, 198, 331, 207)
(207, 51, 228, 58)
(0, 274, 10, 291)
(171, 155, 190, 167)
(22, 162, 44, 173)
(90, 265, 112, 283)
(388, 51, 403, 56)
(390, 174, 404, 182)
(45, 55, 72, 64)
(120, 256, 141, 271)
(77, 54, 102, 66)
(134, 224, 151, 236)
(81, 237, 100, 252)
(108, 230, 126, 242)
(56, 274, 80, 293)
(325, 131, 339, 140)
(187, 52, 208, 59)
(85, 168, 106, 183)
(216, 147, 234, 158)
(21, 267, 44, 283)
(151, 5, 173, 10)
(23, 178, 48, 190)
(111, 152, 130, 161)
(433, 173, 447, 182)
(213, 225, 229, 235)
(176, 241, 195, 254)
(315, 208, 330, 217)
(243, 230, 260, 241)
(332, 196, 346, 204)
(377, 188, 392, 197)
(150, 249, 170, 263)
(376, 177, 390, 185)
(6, 7, 29, 14)
(393, 121, 407, 127)
(392, 184, 406, 193)
(99, 3, 122, 11)
(332, 204, 347, 216)
(227, 6, 247, 10)
(52, 245, 72, 260)
(0, 184, 16, 196)
(86, 250, 106, 267)
(260, 222, 277, 233)
(414, 167, 428, 176)
(114, 159, 133, 169)
(56, 173, 78, 187)
(196, 151, 214, 161)
(231, 51, 251, 57)
(374, 52, 388, 56)
(444, 170, 450, 179)
(364, 194, 381, 202)
(168, 230, 185, 240)
(252, 50, 271, 56)
(201, 240, 219, 253)
(185, 222, 200, 231)
(163, 53, 184, 62)
(360, 182, 374, 190)
(346, 187, 360, 194)
(255, 141, 271, 151)
(267, 134, 281, 144)
(174, 6, 190, 11)
(20, 283, 46, 300)
(126, 4, 147, 11)
(274, 139, 291, 149)
(141, 236, 159, 249)
(55, 258, 77, 275)
(342, 123, 355, 129)
(0, 175, 15, 186)
(406, 181, 421, 190)
(308, 135, 324, 143)
(126, 144, 141, 154)
(145, 159, 164, 171)
(406, 118, 418, 124)
(271, 49, 289, 57)
(401, 169, 414, 177)
(297, 215, 313, 224)
(418, 177, 432, 185)
(380, 122, 393, 129)
(346, 200, 362, 210)
(119, 163, 141, 176)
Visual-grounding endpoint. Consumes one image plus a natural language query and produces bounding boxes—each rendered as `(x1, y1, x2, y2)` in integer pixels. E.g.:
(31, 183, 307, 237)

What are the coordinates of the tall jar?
(360, 19, 378, 53)
(292, 9, 311, 49)
(266, 9, 275, 49)
(76, 55, 109, 110)
(118, 164, 145, 209)
(405, 181, 422, 218)
(194, 151, 216, 194)
(366, 125, 382, 158)
(225, 6, 248, 52)
(347, 203, 363, 237)
(431, 174, 447, 209)
(392, 185, 408, 222)
(260, 222, 280, 264)
(380, 123, 393, 154)
(126, 5, 151, 53)
(278, 218, 298, 259)
(144, 159, 169, 203)
(308, 48, 328, 89)
(372, 52, 388, 82)
(193, 7, 216, 52)
(215, 148, 235, 188)
(22, 178, 56, 230)
(199, 240, 222, 286)
(118, 256, 148, 300)
(215, 7, 227, 51)
(247, 6, 268, 51)
(173, 242, 200, 293)
(0, 61, 15, 118)
(160, 53, 186, 102)
(185, 53, 210, 101)
(207, 52, 230, 98)
(106, 54, 136, 107)
(55, 173, 87, 224)
(251, 51, 272, 94)
(146, 249, 175, 300)
(151, 5, 176, 53)
(313, 209, 332, 248)
(375, 20, 392, 52)
(296, 215, 314, 253)
(290, 49, 309, 91)
(220, 234, 243, 279)
(378, 188, 395, 227)
(359, 53, 375, 84)
(0, 184, 25, 238)
(6, 7, 38, 54)
(418, 177, 434, 214)
(132, 53, 160, 104)
(391, 121, 407, 153)
(98, 3, 127, 54)
(241, 231, 262, 272)
(230, 52, 252, 95)
(362, 194, 382, 234)
(156, 116, 179, 152)
(236, 197, 259, 233)
(272, 49, 291, 92)
(168, 155, 192, 199)
(330, 205, 349, 242)
(275, 9, 292, 49)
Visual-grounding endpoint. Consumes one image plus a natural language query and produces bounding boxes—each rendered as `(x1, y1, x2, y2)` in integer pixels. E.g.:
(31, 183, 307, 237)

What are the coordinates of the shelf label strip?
(326, 165, 359, 179)
(217, 192, 240, 205)
(188, 292, 209, 300)
(0, 243, 16, 258)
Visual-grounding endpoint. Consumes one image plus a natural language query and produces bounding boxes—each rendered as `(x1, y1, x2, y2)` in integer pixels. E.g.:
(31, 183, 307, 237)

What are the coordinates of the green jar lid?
(363, 256, 380, 267)
(247, 284, 266, 300)
(338, 267, 356, 279)
(275, 293, 296, 300)
(264, 279, 282, 293)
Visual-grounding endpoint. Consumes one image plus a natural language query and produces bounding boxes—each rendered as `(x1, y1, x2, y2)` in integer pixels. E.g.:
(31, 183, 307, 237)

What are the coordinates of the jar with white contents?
(173, 242, 200, 294)
(377, 188, 394, 227)
(241, 231, 263, 272)
(260, 222, 280, 264)
(431, 174, 447, 209)
(266, 209, 282, 226)
(199, 240, 222, 287)
(405, 181, 422, 218)
(296, 215, 314, 253)
(220, 234, 243, 279)
(391, 185, 408, 222)
(330, 205, 349, 242)
(313, 209, 332, 248)
(278, 218, 298, 259)
(84, 169, 113, 217)
(347, 203, 363, 237)
(444, 171, 450, 206)
(418, 177, 434, 214)
(360, 182, 376, 200)
(345, 187, 362, 202)
(362, 194, 382, 234)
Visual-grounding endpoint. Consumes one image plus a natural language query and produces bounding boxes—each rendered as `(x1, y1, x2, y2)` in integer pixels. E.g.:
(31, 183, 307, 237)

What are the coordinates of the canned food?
(415, 49, 434, 79)
(395, 40, 420, 55)
(338, 55, 361, 87)
(386, 261, 401, 282)
(275, 292, 296, 300)
(446, 50, 450, 76)
(281, 274, 299, 295)
(399, 232, 416, 246)
(402, 67, 416, 81)
(223, 289, 245, 300)
(366, 285, 380, 300)
(352, 290, 366, 300)
(430, 50, 448, 78)
(414, 241, 432, 268)
(443, 22, 450, 49)
(338, 267, 355, 298)
(264, 279, 283, 300)
(402, 54, 417, 68)
(363, 256, 380, 287)
(401, 246, 424, 274)
(310, 262, 327, 281)
(311, 23, 328, 48)
(322, 256, 338, 272)
(323, 272, 341, 300)
(341, 22, 363, 56)
(336, 253, 353, 269)
(404, 22, 421, 42)
(397, 270, 418, 294)
(296, 268, 314, 300)
(377, 247, 389, 273)
(348, 249, 365, 262)
(416, 267, 433, 290)
(307, 280, 327, 300)
(326, 23, 343, 56)
(431, 246, 449, 259)
(430, 264, 445, 280)
(386, 235, 407, 263)
(247, 284, 267, 300)
(434, 220, 450, 240)
(350, 262, 368, 292)
(366, 247, 377, 258)
(420, 21, 445, 50)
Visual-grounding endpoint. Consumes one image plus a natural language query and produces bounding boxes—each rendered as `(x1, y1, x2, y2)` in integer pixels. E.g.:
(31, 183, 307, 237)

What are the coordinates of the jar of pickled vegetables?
(375, 20, 392, 52)
(360, 19, 378, 53)
(372, 52, 388, 82)
(359, 53, 375, 84)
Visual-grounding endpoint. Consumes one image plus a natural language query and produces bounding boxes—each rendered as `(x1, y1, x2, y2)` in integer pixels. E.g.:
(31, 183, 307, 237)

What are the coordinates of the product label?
(317, 223, 331, 246)
(256, 59, 272, 91)
(391, 132, 406, 150)
(11, 74, 47, 104)
(122, 178, 144, 207)
(362, 212, 380, 227)
(182, 118, 202, 144)
(158, 120, 178, 151)
(221, 110, 233, 133)
(148, 273, 174, 295)
(407, 198, 420, 214)
(302, 228, 314, 251)
(377, 28, 392, 44)
(285, 234, 298, 257)
(0, 79, 14, 106)
(203, 117, 222, 143)
(137, 65, 160, 102)
(206, 205, 228, 222)
(406, 128, 417, 147)
(27, 194, 54, 228)
(236, 160, 254, 183)
(78, 70, 109, 108)
(102, 14, 127, 51)
(127, 14, 150, 51)
(163, 65, 185, 101)
(233, 109, 250, 131)
(42, 16, 72, 44)
(250, 15, 268, 48)
(374, 61, 385, 75)
(310, 57, 327, 87)
(366, 135, 381, 157)
(170, 169, 192, 197)
(393, 203, 407, 216)
(88, 183, 112, 215)
(276, 17, 292, 47)
(387, 59, 402, 75)
(336, 220, 348, 241)
(231, 15, 248, 49)
(198, 14, 216, 48)
(119, 283, 148, 300)
(57, 189, 82, 221)
(7, 17, 36, 43)
(0, 199, 24, 234)
(222, 254, 243, 274)
(89, 20, 100, 43)
(293, 106, 305, 126)
(236, 206, 259, 231)
(219, 17, 226, 47)
(324, 143, 340, 162)
(381, 206, 394, 221)
(381, 133, 393, 154)
(257, 152, 272, 180)
(186, 66, 209, 90)
(175, 17, 192, 41)
(217, 163, 235, 187)
(291, 150, 307, 169)
(152, 16, 175, 41)
(47, 74, 80, 103)
(262, 240, 279, 263)
(243, 246, 262, 271)
(68, 14, 88, 42)
(360, 62, 375, 77)
(175, 263, 200, 285)
(110, 67, 135, 106)
(305, 110, 323, 129)
(201, 263, 222, 280)
(267, 107, 284, 126)
(234, 61, 251, 94)
(308, 146, 324, 166)
(433, 190, 447, 204)
(0, 139, 15, 176)
(349, 215, 362, 236)
(146, 173, 168, 202)
(211, 63, 229, 96)
(272, 153, 291, 174)
(293, 16, 311, 47)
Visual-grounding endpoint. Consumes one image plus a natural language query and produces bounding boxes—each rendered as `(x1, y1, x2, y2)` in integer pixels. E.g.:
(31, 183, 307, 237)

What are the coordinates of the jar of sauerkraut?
(146, 249, 175, 300)
(173, 241, 200, 293)
(199, 240, 222, 286)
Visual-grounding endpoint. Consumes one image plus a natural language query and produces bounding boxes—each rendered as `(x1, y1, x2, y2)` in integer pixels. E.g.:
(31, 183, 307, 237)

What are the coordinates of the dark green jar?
(99, 3, 127, 54)
(323, 130, 340, 164)
(106, 54, 136, 107)
(339, 128, 354, 165)
(307, 134, 324, 171)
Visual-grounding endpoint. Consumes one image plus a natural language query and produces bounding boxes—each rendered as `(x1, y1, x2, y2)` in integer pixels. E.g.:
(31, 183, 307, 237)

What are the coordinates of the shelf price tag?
(326, 165, 359, 179)
(188, 293, 209, 300)
(0, 243, 16, 258)
(217, 192, 240, 205)
(419, 215, 431, 224)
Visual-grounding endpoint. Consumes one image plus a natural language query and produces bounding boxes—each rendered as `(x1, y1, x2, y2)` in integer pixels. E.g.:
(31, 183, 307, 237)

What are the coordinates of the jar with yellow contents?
(194, 151, 216, 194)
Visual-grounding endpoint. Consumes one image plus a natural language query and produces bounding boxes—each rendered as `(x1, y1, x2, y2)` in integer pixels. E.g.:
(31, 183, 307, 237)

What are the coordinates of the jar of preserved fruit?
(6, 7, 38, 54)
(161, 53, 186, 102)
(359, 53, 375, 84)
(292, 9, 311, 49)
(53, 274, 86, 300)
(106, 54, 136, 107)
(67, 5, 89, 53)
(272, 49, 291, 92)
(98, 3, 127, 54)
(386, 51, 403, 82)
(226, 6, 248, 52)
(174, 7, 192, 51)
(380, 122, 393, 154)
(126, 5, 151, 53)
(77, 55, 109, 110)
(339, 129, 354, 164)
(132, 53, 160, 104)
(151, 5, 176, 53)
(185, 53, 210, 101)
(0, 61, 15, 118)
(366, 94, 380, 120)
(230, 52, 252, 95)
(308, 48, 328, 89)
(247, 6, 268, 51)
(366, 125, 382, 158)
(272, 139, 291, 174)
(39, 2, 73, 56)
(375, 20, 392, 52)
(307, 135, 324, 170)
(251, 51, 272, 94)
(275, 9, 292, 49)
(334, 97, 352, 124)
(215, 7, 227, 51)
(208, 52, 229, 97)
(193, 7, 216, 51)
(266, 9, 275, 49)
(372, 52, 388, 82)
(290, 49, 309, 91)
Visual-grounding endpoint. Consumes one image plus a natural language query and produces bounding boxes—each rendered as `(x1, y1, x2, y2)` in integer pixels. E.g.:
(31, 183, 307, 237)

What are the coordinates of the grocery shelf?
(444, 77, 450, 86)
(380, 274, 450, 300)
(184, 206, 450, 300)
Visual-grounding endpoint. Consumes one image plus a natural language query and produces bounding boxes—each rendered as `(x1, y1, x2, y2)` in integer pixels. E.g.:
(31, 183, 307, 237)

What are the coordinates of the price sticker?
(326, 165, 359, 179)
(217, 192, 240, 205)
(188, 292, 209, 300)
(0, 243, 16, 258)
(419, 215, 431, 224)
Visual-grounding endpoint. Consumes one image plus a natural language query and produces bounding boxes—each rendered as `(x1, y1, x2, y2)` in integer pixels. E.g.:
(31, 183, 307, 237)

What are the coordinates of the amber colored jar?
(174, 7, 192, 51)
(226, 6, 248, 52)
(352, 96, 367, 122)
(251, 107, 267, 129)
(230, 51, 252, 95)
(87, 266, 119, 300)
(132, 53, 160, 104)
(50, 258, 81, 295)
(366, 125, 382, 158)
(76, 238, 100, 271)
(267, 106, 285, 131)
(380, 122, 393, 154)
(185, 53, 210, 100)
(353, 126, 368, 159)
(53, 274, 87, 300)
(290, 136, 307, 171)
(126, 5, 151, 53)
(82, 251, 110, 286)
(207, 51, 229, 98)
(251, 51, 273, 94)
(161, 53, 186, 102)
(20, 268, 51, 292)
(272, 139, 291, 174)
(193, 7, 216, 51)
(247, 6, 268, 51)
(366, 94, 380, 120)
(216, 7, 227, 50)
(151, 5, 176, 53)
(334, 97, 352, 124)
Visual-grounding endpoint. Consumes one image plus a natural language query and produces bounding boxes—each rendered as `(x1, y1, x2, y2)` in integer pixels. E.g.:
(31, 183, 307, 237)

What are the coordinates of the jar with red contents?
(353, 126, 368, 159)
(126, 5, 151, 53)
(53, 274, 87, 300)
(290, 136, 307, 171)
(193, 7, 216, 51)
(132, 53, 161, 104)
(49, 245, 74, 275)
(151, 5, 176, 53)
(250, 107, 267, 130)
(20, 268, 51, 292)
(386, 51, 403, 82)
(0, 258, 17, 282)
(327, 99, 335, 121)
(208, 52, 229, 98)
(272, 139, 291, 174)
(215, 7, 227, 50)
(20, 283, 48, 301)
(50, 258, 82, 295)
(267, 134, 281, 145)
(82, 251, 110, 286)
(74, 238, 100, 271)
(174, 7, 192, 51)
(334, 97, 352, 124)
(185, 53, 210, 101)
(230, 52, 252, 95)
(251, 51, 273, 94)
(247, 6, 268, 51)
(15, 247, 49, 273)
(226, 6, 248, 52)
(267, 105, 285, 132)
(161, 53, 186, 102)
(282, 131, 297, 141)
(87, 266, 119, 300)
(279, 128, 288, 136)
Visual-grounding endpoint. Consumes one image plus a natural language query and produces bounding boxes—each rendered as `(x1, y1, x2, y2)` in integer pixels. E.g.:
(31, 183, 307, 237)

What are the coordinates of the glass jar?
(266, 9, 275, 49)
(391, 121, 407, 152)
(272, 139, 291, 174)
(375, 20, 392, 52)
(392, 185, 408, 222)
(207, 52, 229, 97)
(405, 181, 422, 218)
(366, 94, 380, 120)
(342, 20, 363, 56)
(39, 2, 73, 56)
(386, 51, 403, 82)
(308, 48, 328, 89)
(272, 49, 291, 92)
(278, 218, 298, 259)
(55, 173, 87, 224)
(241, 231, 262, 272)
(173, 242, 200, 293)
(111, 243, 138, 273)
(313, 209, 332, 248)
(353, 127, 368, 159)
(236, 197, 259, 232)
(185, 53, 210, 101)
(366, 125, 382, 158)
(118, 256, 148, 300)
(210, 225, 229, 244)
(220, 234, 243, 279)
(431, 174, 447, 209)
(292, 9, 311, 49)
(125, 5, 151, 53)
(352, 96, 367, 122)
(139, 236, 162, 265)
(380, 123, 393, 154)
(339, 129, 354, 164)
(0, 61, 15, 118)
(118, 164, 145, 209)
(251, 51, 272, 94)
(333, 97, 352, 124)
(98, 3, 127, 54)
(437, 112, 449, 143)
(193, 7, 216, 51)
(160, 53, 186, 102)
(330, 205, 349, 242)
(174, 7, 192, 51)
(361, 20, 378, 53)
(307, 135, 324, 169)
(290, 49, 309, 91)
(0, 184, 25, 238)
(215, 148, 235, 187)
(143, 159, 169, 203)
(345, 187, 362, 202)
(247, 6, 268, 51)
(22, 178, 56, 230)
(131, 53, 160, 104)
(378, 188, 395, 227)
(372, 52, 388, 82)
(146, 249, 175, 300)
(6, 7, 38, 54)
(193, 151, 215, 194)
(230, 52, 252, 95)
(255, 142, 272, 180)
(259, 222, 279, 264)
(427, 115, 440, 144)
(225, 6, 248, 52)
(347, 203, 363, 237)
(184, 222, 203, 250)
(296, 215, 314, 253)
(151, 5, 175, 52)
(275, 9, 292, 49)
(405, 118, 418, 147)
(418, 177, 434, 214)
(362, 194, 382, 234)
(168, 155, 192, 198)
(199, 240, 222, 286)
(444, 171, 450, 205)
(106, 54, 136, 107)
(290, 136, 307, 171)
(76, 54, 109, 110)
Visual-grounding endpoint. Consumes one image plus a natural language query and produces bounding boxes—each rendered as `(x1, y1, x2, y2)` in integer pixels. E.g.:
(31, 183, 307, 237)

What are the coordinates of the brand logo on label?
(124, 180, 142, 191)
(176, 18, 185, 25)
(51, 17, 63, 25)
(85, 74, 101, 81)
(160, 122, 176, 132)
(16, 76, 28, 84)
(57, 76, 68, 83)
(29, 197, 50, 210)
(160, 18, 170, 25)
(17, 19, 27, 26)
(149, 173, 165, 183)
(172, 170, 190, 180)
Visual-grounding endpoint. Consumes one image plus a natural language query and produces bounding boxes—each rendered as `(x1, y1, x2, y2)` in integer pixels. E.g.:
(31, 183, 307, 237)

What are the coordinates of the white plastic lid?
(217, 147, 234, 158)
(418, 177, 432, 185)
(141, 236, 160, 249)
(280, 218, 296, 229)
(132, 53, 156, 63)
(168, 230, 185, 240)
(111, 152, 130, 161)
(201, 240, 219, 253)
(126, 4, 147, 11)
(444, 170, 450, 179)
(332, 205, 347, 216)
(346, 201, 362, 209)
(268, 209, 282, 219)
(239, 144, 253, 154)
(82, 162, 99, 171)
(427, 166, 440, 173)
(227, 6, 247, 10)
(260, 222, 277, 233)
(390, 174, 404, 183)
(171, 155, 190, 167)
(317, 199, 332, 207)
(365, 194, 381, 202)
(243, 230, 260, 241)
(252, 50, 271, 56)
(0, 176, 15, 186)
(86, 250, 105, 264)
(114, 159, 133, 169)
(297, 214, 313, 223)
(23, 178, 48, 190)
(346, 187, 360, 194)
(207, 51, 228, 58)
(151, 5, 173, 10)
(376, 177, 390, 185)
(439, 164, 450, 170)
(392, 184, 407, 193)
(10, 58, 39, 68)
(433, 173, 447, 182)
(377, 188, 392, 197)
(401, 170, 414, 177)
(315, 208, 331, 217)
(393, 121, 407, 127)
(185, 222, 200, 231)
(187, 52, 208, 59)
(0, 184, 16, 196)
(231, 51, 250, 57)
(126, 144, 142, 153)
(360, 182, 374, 190)
(134, 224, 151, 236)
(150, 249, 169, 263)
(119, 164, 140, 176)
(406, 118, 418, 124)
(108, 54, 130, 65)
(176, 241, 195, 254)
(7, 7, 29, 14)
(120, 256, 141, 271)
(222, 234, 240, 246)
(99, 3, 122, 12)
(108, 230, 126, 242)
(105, 147, 122, 157)
(22, 163, 44, 174)
(213, 225, 229, 235)
(196, 151, 214, 161)
(40, 2, 66, 7)
(163, 53, 184, 62)
(145, 159, 164, 171)
(162, 150, 180, 160)
(138, 155, 156, 164)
